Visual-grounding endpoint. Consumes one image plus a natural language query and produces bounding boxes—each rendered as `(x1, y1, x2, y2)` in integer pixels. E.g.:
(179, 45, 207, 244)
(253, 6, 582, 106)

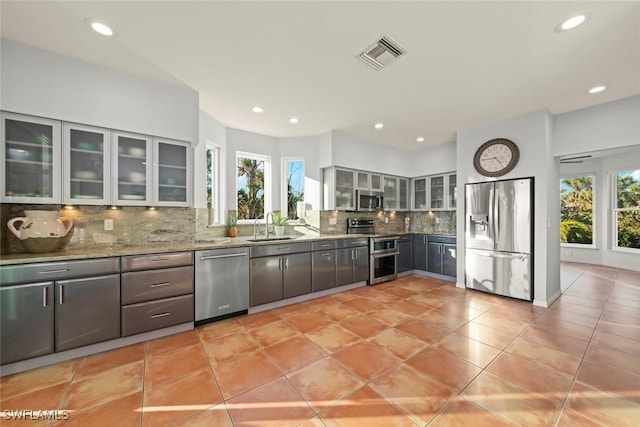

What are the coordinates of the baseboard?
(533, 288, 563, 308)
(0, 322, 193, 377)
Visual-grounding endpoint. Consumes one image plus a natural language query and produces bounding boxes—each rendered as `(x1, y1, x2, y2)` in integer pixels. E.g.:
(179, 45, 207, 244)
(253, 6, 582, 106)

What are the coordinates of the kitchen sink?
(247, 236, 296, 242)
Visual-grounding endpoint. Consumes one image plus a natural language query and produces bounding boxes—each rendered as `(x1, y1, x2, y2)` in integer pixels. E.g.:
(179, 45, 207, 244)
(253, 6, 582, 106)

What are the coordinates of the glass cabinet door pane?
(4, 118, 56, 199)
(383, 176, 397, 210)
(68, 128, 106, 201)
(448, 174, 457, 209)
(413, 178, 427, 209)
(357, 172, 369, 189)
(399, 178, 408, 210)
(335, 169, 354, 209)
(157, 142, 187, 203)
(430, 176, 444, 209)
(116, 135, 149, 203)
(370, 174, 382, 191)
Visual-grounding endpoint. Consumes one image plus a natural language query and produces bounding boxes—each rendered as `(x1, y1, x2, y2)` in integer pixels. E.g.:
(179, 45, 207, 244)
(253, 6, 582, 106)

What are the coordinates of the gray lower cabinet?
(250, 252, 312, 306)
(427, 236, 457, 277)
(0, 257, 120, 365)
(283, 252, 312, 299)
(336, 239, 369, 286)
(1, 282, 54, 365)
(397, 236, 412, 273)
(250, 257, 284, 306)
(121, 294, 194, 336)
(120, 252, 194, 337)
(412, 234, 427, 271)
(55, 274, 120, 352)
(312, 246, 336, 292)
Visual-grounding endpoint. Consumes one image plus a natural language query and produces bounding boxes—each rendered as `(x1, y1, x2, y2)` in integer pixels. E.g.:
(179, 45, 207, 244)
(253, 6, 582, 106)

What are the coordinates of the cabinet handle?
(277, 247, 291, 251)
(320, 252, 331, 256)
(149, 258, 170, 262)
(150, 282, 171, 288)
(39, 269, 69, 275)
(284, 257, 289, 270)
(279, 258, 282, 271)
(150, 312, 171, 319)
(354, 249, 358, 260)
(59, 286, 63, 305)
(320, 243, 331, 247)
(200, 253, 248, 260)
(423, 236, 426, 244)
(42, 287, 48, 307)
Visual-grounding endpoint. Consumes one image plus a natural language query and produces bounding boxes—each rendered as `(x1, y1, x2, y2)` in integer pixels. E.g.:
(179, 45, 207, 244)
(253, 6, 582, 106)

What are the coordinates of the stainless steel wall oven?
(346, 218, 399, 285)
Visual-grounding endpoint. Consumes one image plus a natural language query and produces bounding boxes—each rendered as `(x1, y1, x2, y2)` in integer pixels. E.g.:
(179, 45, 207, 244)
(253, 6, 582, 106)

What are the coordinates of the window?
(206, 143, 221, 225)
(283, 158, 304, 219)
(236, 152, 270, 221)
(614, 168, 640, 250)
(560, 175, 595, 245)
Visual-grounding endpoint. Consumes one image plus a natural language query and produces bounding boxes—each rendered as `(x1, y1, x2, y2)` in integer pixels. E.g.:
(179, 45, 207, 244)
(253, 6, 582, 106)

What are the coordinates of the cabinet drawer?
(250, 242, 311, 258)
(312, 240, 336, 251)
(427, 235, 456, 244)
(121, 266, 193, 304)
(1, 258, 120, 286)
(121, 294, 194, 337)
(121, 252, 193, 272)
(336, 238, 369, 249)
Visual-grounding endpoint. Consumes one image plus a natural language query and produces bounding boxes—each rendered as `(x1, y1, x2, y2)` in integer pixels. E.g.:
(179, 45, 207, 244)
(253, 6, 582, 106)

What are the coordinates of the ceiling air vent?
(357, 35, 406, 71)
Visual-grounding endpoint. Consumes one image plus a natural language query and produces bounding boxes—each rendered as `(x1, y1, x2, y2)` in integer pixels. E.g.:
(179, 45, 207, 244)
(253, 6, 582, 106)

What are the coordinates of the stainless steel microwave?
(357, 190, 383, 211)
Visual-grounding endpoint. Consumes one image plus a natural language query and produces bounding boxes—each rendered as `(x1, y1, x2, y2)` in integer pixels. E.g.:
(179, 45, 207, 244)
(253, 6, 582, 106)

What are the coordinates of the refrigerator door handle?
(488, 187, 495, 249)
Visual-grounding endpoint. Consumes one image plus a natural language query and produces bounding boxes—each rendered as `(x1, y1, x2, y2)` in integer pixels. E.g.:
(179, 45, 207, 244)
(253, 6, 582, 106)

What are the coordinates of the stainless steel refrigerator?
(465, 178, 533, 301)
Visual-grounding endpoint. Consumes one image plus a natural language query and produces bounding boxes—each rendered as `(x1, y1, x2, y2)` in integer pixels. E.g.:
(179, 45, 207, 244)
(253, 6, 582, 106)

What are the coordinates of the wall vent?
(357, 35, 406, 71)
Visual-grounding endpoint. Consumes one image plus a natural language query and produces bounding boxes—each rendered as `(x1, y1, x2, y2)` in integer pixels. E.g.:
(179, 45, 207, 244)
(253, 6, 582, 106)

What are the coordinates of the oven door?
(370, 252, 398, 285)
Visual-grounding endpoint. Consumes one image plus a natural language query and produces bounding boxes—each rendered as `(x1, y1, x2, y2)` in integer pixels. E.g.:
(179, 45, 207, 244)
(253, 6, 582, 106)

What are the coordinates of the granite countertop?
(0, 232, 456, 265)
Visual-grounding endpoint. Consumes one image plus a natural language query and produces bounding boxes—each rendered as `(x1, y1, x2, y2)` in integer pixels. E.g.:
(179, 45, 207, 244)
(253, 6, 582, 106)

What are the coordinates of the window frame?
(612, 167, 640, 253)
(235, 151, 271, 224)
(559, 173, 596, 248)
(281, 157, 305, 220)
(205, 142, 222, 225)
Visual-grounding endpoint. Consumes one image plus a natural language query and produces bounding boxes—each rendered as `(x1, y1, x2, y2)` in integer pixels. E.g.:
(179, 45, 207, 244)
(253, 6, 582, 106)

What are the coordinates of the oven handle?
(371, 251, 399, 259)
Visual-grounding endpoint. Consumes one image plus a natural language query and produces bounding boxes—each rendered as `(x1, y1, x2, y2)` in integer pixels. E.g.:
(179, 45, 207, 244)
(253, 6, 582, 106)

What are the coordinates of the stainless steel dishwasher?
(195, 247, 249, 325)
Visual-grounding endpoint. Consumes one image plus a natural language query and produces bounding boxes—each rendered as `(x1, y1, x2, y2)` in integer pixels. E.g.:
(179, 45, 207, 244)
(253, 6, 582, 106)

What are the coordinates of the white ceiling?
(1, 1, 639, 151)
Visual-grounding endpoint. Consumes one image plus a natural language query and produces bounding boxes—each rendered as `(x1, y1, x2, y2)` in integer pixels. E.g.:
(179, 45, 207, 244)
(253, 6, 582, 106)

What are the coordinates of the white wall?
(195, 110, 228, 209)
(330, 131, 411, 177)
(554, 95, 640, 157)
(407, 141, 457, 177)
(456, 110, 561, 307)
(1, 39, 198, 143)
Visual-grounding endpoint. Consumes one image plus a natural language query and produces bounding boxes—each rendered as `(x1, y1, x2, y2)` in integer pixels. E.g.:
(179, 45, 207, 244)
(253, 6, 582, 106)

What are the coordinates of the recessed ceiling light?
(288, 117, 299, 124)
(251, 106, 264, 113)
(374, 122, 384, 129)
(416, 136, 425, 143)
(86, 19, 114, 37)
(555, 13, 590, 32)
(588, 85, 606, 94)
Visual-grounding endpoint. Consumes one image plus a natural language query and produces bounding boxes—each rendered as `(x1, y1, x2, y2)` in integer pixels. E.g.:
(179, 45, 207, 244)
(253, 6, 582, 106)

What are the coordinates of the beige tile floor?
(1, 262, 639, 426)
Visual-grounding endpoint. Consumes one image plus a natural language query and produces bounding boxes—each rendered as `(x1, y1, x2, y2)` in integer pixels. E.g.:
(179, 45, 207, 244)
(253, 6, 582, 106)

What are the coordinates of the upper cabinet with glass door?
(111, 131, 152, 206)
(412, 177, 428, 210)
(447, 173, 457, 209)
(323, 167, 356, 210)
(154, 138, 191, 207)
(430, 175, 445, 209)
(63, 123, 110, 205)
(1, 112, 62, 204)
(356, 171, 383, 192)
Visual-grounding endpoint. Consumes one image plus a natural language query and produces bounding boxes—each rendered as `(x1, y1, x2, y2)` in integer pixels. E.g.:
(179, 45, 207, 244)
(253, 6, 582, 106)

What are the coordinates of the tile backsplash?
(1, 204, 456, 254)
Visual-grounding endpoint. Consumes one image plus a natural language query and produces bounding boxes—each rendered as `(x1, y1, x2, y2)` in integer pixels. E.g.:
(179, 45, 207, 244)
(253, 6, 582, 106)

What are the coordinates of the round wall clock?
(473, 138, 520, 177)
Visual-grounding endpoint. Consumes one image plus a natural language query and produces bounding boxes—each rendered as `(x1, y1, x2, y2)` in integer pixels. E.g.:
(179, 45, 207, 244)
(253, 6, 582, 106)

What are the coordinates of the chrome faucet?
(265, 211, 274, 238)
